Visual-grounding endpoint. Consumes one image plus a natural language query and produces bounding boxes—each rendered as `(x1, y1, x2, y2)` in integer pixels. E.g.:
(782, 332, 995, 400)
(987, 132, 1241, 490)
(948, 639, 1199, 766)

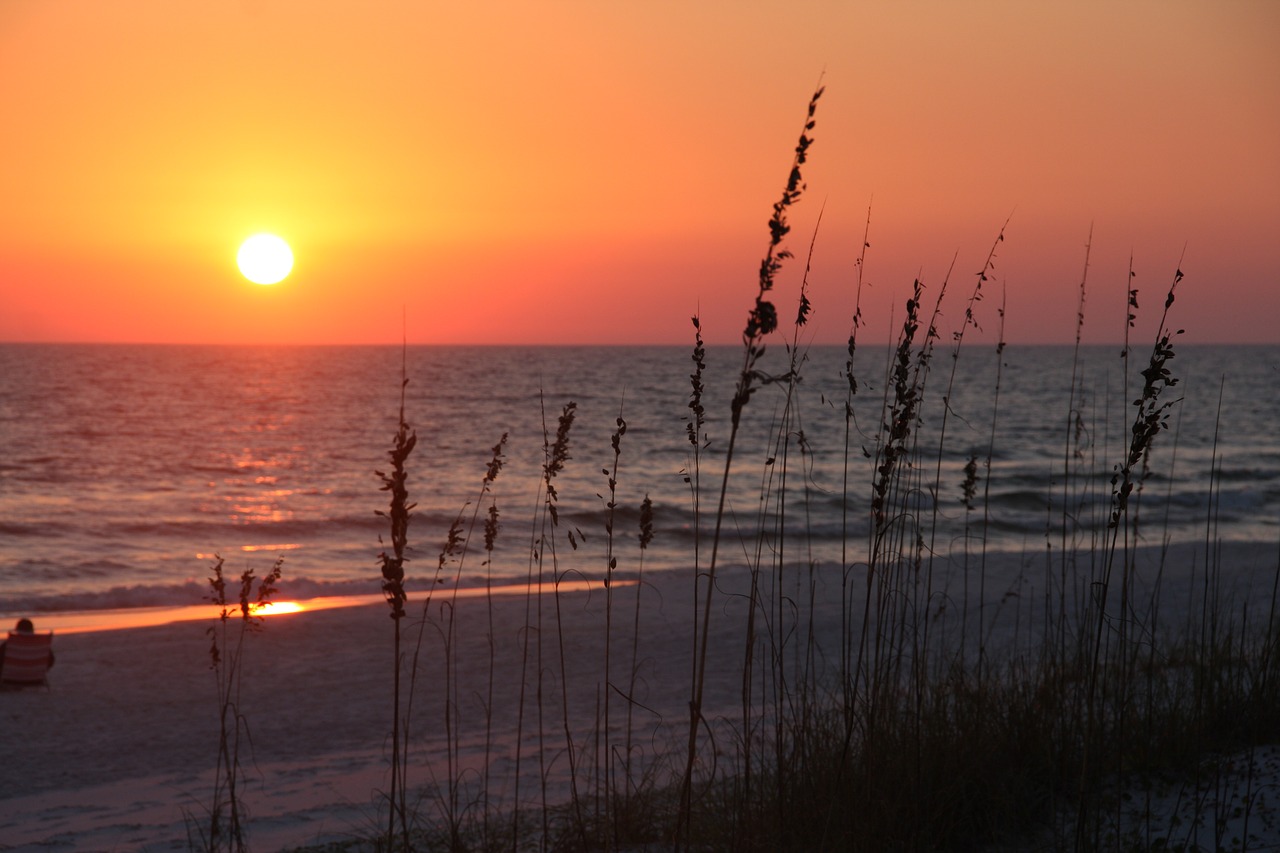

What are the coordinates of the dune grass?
(258, 87, 1280, 853)
(192, 554, 283, 853)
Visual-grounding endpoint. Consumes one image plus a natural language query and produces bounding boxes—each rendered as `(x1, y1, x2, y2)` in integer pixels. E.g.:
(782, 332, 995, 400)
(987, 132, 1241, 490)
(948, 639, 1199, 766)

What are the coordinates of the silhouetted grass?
(190, 554, 283, 853)
(375, 353, 416, 851)
(266, 86, 1280, 853)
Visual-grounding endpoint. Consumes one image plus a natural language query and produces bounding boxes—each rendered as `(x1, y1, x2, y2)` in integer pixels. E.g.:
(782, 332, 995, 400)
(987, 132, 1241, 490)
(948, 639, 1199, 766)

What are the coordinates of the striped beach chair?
(0, 630, 54, 689)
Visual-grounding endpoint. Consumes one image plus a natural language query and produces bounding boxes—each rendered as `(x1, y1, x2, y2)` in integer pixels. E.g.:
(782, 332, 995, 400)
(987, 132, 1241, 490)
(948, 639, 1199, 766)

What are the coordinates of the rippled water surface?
(1, 343, 1277, 613)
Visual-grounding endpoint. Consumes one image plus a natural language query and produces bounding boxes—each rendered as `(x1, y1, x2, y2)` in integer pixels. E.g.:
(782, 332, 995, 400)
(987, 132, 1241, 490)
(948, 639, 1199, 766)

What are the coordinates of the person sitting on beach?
(0, 618, 55, 682)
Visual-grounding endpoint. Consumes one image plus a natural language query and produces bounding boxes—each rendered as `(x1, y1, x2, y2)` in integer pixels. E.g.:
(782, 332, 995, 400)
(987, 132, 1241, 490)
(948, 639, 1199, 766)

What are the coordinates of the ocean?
(1, 342, 1277, 618)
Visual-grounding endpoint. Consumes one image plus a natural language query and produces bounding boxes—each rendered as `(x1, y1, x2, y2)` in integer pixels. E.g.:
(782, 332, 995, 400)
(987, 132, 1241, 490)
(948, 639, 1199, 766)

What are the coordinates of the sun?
(237, 234, 294, 285)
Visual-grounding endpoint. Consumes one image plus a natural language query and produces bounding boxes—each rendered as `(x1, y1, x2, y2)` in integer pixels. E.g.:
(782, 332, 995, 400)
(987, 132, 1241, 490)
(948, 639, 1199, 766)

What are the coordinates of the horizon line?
(1, 339, 1277, 348)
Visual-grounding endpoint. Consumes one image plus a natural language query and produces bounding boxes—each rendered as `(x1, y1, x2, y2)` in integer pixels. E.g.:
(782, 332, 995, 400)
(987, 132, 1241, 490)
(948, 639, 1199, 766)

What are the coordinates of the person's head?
(14, 618, 33, 634)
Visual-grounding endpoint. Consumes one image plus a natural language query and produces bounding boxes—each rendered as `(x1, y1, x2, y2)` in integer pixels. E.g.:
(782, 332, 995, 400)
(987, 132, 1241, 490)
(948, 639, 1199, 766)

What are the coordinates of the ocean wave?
(3, 555, 139, 578)
(187, 462, 250, 476)
(1216, 467, 1280, 484)
(0, 521, 41, 536)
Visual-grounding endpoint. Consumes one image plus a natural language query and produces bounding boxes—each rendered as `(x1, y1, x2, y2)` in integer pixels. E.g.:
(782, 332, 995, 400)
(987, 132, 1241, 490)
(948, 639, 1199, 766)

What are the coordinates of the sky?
(1, 0, 1277, 347)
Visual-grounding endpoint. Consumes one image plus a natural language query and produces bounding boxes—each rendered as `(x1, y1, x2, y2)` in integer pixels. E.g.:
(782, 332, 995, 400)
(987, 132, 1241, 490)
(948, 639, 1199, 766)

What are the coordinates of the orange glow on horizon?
(1, 1, 1276, 346)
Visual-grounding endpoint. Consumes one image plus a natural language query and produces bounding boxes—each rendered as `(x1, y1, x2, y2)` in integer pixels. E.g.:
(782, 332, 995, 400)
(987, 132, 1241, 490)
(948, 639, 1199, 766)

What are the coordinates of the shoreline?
(7, 533, 1278, 638)
(0, 578, 622, 636)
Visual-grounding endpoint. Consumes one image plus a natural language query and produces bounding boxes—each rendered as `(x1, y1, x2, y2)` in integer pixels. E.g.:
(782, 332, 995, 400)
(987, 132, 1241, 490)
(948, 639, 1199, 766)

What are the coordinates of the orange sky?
(1, 1, 1277, 346)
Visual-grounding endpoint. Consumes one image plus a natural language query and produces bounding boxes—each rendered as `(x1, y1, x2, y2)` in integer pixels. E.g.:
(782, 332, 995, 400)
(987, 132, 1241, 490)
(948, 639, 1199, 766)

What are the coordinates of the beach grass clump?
(677, 84, 823, 846)
(260, 86, 1280, 853)
(193, 554, 283, 853)
(375, 359, 417, 852)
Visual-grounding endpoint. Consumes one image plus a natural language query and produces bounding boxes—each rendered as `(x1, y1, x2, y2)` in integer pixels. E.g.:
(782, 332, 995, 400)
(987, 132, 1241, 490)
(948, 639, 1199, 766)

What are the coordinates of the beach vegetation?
(375, 348, 417, 851)
(190, 554, 284, 853)
(265, 86, 1280, 853)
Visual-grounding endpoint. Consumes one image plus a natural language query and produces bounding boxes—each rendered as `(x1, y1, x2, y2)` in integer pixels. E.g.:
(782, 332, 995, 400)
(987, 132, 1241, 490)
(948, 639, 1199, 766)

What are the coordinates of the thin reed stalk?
(620, 494, 655, 838)
(676, 82, 823, 848)
(839, 201, 872, 715)
(928, 219, 1008, 668)
(375, 358, 416, 852)
(975, 283, 1008, 679)
(513, 396, 580, 850)
(201, 554, 283, 853)
(403, 432, 507, 848)
(480, 436, 507, 848)
(1076, 261, 1185, 843)
(600, 404, 627, 847)
(684, 313, 708, 740)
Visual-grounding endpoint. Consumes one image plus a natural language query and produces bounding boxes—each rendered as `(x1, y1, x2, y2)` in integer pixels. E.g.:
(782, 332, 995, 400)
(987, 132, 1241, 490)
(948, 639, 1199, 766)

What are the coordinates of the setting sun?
(237, 234, 294, 285)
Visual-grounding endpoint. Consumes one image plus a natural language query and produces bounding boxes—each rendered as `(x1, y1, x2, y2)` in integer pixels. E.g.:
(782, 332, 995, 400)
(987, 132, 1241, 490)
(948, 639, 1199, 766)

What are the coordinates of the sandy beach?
(0, 566, 754, 852)
(4, 544, 1280, 852)
(2, 597, 408, 851)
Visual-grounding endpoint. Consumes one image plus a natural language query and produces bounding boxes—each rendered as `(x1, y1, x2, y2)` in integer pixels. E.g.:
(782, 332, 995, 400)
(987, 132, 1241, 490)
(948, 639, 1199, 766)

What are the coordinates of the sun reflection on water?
(22, 579, 633, 635)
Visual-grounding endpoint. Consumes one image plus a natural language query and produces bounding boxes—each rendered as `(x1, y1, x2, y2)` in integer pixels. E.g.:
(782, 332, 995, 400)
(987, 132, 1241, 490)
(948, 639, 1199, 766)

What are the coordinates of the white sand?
(3, 544, 1280, 852)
